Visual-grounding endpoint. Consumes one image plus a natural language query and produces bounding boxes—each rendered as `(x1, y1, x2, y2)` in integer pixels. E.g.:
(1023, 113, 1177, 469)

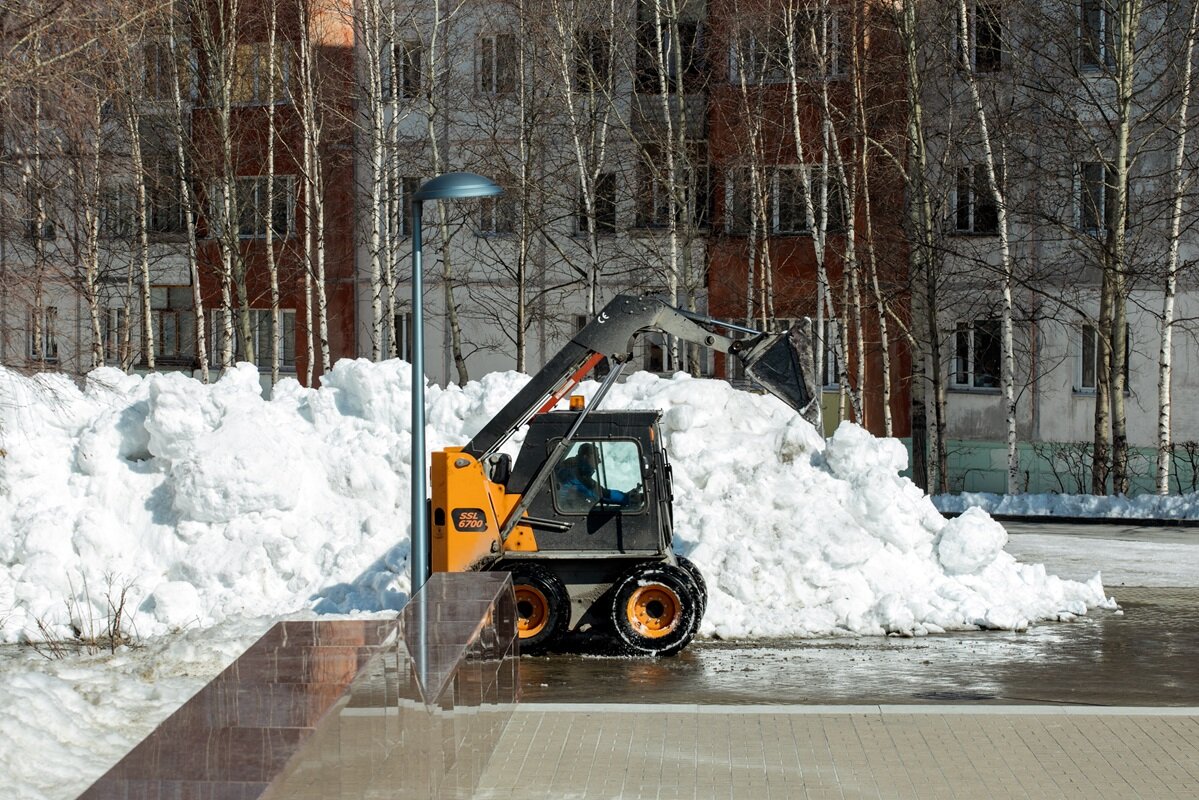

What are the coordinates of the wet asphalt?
(519, 523, 1199, 707)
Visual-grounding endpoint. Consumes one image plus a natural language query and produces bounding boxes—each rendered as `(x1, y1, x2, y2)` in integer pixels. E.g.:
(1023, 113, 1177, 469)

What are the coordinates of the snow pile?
(0, 616, 270, 800)
(934, 491, 1199, 520)
(0, 361, 1111, 643)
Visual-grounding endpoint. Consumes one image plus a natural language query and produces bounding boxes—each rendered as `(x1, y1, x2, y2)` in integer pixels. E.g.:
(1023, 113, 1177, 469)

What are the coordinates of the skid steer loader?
(428, 295, 818, 656)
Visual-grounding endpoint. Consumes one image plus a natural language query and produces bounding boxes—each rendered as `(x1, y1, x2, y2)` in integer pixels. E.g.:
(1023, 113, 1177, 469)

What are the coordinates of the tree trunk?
(168, 8, 208, 382)
(364, 0, 385, 362)
(957, 0, 1017, 493)
(298, 12, 330, 374)
(1092, 273, 1113, 494)
(127, 105, 155, 370)
(266, 0, 281, 384)
(1157, 1, 1198, 494)
(1108, 0, 1143, 496)
(85, 96, 104, 369)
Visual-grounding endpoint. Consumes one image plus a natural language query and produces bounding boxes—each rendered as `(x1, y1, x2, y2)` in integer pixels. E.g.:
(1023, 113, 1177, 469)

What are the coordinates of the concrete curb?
(518, 702, 1199, 716)
(940, 512, 1199, 528)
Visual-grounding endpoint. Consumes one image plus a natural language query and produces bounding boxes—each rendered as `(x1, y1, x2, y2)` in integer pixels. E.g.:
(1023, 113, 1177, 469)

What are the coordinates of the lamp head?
(413, 172, 503, 202)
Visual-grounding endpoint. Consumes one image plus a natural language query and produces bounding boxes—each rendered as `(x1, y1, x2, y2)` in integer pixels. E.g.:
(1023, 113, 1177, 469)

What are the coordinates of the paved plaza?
(476, 531, 1199, 800)
(477, 705, 1199, 799)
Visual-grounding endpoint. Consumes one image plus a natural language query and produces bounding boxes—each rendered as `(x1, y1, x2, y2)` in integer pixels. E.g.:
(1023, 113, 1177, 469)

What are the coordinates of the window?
(27, 306, 58, 361)
(236, 176, 293, 238)
(382, 40, 422, 101)
(646, 341, 665, 372)
(24, 183, 54, 240)
(830, 11, 851, 76)
(957, 2, 1002, 73)
(1077, 322, 1129, 391)
(252, 309, 296, 369)
(1078, 161, 1114, 233)
(143, 41, 174, 101)
(635, 19, 703, 93)
(725, 168, 754, 234)
(478, 33, 516, 94)
(774, 167, 845, 234)
(575, 29, 612, 93)
(232, 42, 290, 104)
(383, 175, 419, 238)
(953, 319, 1001, 389)
(479, 191, 516, 235)
(551, 439, 647, 514)
(954, 165, 999, 234)
(729, 28, 788, 84)
(101, 185, 136, 239)
(729, 13, 843, 83)
(1080, 0, 1116, 69)
(636, 145, 711, 229)
(150, 287, 196, 366)
(103, 307, 132, 365)
(210, 308, 297, 369)
(383, 312, 415, 361)
(146, 155, 185, 236)
(637, 140, 709, 227)
(578, 172, 617, 234)
(775, 168, 809, 233)
(142, 41, 197, 101)
(819, 320, 840, 388)
(102, 168, 183, 239)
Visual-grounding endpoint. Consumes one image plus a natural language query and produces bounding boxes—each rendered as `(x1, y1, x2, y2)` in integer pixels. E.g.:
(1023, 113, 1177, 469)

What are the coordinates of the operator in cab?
(556, 443, 642, 511)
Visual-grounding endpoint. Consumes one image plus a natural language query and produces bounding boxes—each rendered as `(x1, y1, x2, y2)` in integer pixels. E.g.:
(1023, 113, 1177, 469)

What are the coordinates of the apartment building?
(0, 1, 359, 388)
(7, 0, 1199, 496)
(927, 0, 1199, 493)
(358, 0, 914, 436)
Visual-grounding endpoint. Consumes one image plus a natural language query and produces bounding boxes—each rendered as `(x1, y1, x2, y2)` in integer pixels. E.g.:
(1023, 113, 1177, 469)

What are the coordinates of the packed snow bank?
(934, 491, 1199, 520)
(0, 616, 275, 800)
(0, 362, 1112, 643)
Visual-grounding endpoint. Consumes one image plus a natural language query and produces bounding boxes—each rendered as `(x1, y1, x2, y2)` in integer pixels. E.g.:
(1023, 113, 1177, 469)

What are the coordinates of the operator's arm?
(601, 487, 629, 504)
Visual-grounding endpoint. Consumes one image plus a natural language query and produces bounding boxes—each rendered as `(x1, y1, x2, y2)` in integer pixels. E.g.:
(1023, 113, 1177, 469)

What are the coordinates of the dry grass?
(28, 573, 138, 660)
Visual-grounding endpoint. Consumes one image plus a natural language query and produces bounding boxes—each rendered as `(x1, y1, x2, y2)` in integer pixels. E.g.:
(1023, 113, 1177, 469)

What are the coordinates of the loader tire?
(506, 563, 570, 654)
(675, 556, 708, 621)
(610, 563, 700, 657)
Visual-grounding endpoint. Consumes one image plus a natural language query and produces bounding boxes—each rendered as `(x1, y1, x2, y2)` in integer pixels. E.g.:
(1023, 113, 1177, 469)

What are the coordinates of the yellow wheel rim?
(514, 585, 550, 639)
(626, 585, 682, 639)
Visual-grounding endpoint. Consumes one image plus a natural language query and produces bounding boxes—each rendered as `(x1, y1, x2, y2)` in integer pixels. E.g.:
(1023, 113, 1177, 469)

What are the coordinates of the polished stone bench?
(80, 572, 518, 800)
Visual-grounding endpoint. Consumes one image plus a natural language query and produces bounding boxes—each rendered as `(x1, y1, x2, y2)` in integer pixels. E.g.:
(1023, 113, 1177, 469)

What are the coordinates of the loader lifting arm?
(463, 294, 820, 463)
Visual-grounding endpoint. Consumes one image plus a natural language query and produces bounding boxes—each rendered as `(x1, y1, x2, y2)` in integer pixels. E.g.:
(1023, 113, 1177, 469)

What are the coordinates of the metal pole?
(410, 199, 429, 593)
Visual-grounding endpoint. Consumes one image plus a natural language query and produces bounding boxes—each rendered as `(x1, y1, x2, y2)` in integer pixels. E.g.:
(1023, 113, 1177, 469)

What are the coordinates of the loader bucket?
(738, 320, 822, 428)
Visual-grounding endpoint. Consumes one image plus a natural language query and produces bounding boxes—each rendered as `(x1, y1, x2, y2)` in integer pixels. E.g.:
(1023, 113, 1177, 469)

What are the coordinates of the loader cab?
(508, 411, 672, 556)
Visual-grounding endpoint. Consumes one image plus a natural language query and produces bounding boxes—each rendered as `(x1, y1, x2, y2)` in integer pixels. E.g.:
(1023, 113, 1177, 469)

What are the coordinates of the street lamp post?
(409, 172, 502, 595)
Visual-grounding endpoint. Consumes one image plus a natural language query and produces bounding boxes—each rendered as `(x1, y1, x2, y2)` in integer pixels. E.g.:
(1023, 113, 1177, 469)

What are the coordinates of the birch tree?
(264, 0, 282, 384)
(1156, 1, 1199, 494)
(776, 0, 859, 418)
(121, 59, 156, 370)
(1020, 0, 1180, 495)
(848, 0, 895, 435)
(727, 5, 780, 329)
(894, 0, 949, 490)
(296, 0, 331, 374)
(546, 0, 619, 319)
(356, 0, 388, 361)
(955, 0, 1017, 493)
(636, 0, 709, 372)
(191, 0, 241, 369)
(167, 4, 209, 382)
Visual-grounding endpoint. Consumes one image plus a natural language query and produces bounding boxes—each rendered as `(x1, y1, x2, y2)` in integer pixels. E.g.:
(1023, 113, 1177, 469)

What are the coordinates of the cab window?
(551, 439, 646, 514)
